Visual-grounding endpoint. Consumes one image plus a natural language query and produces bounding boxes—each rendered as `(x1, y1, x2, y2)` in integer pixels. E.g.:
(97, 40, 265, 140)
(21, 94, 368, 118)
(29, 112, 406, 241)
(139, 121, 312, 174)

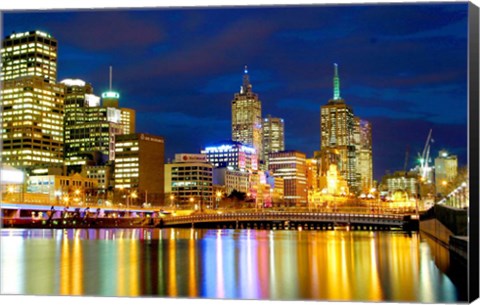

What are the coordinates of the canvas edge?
(468, 1, 480, 303)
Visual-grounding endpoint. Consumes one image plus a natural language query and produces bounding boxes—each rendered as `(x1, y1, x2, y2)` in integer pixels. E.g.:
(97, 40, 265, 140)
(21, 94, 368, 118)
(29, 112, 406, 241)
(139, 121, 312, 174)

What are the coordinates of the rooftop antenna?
(109, 66, 113, 90)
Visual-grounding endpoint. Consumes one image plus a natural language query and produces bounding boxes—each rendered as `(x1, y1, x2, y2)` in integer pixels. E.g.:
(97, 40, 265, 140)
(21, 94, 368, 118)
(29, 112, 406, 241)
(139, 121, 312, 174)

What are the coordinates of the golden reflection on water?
(1, 228, 459, 302)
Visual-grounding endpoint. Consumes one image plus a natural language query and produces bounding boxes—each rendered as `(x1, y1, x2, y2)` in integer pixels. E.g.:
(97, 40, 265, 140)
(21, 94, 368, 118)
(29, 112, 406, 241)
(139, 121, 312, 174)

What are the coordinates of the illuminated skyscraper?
(262, 115, 285, 163)
(1, 30, 57, 83)
(1, 31, 64, 171)
(354, 117, 373, 192)
(320, 64, 358, 192)
(62, 79, 123, 172)
(101, 66, 136, 135)
(231, 66, 263, 160)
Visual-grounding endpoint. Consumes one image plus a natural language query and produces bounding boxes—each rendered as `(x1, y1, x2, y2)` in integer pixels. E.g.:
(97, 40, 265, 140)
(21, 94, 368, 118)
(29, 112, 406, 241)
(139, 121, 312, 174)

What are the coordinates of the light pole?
(216, 191, 222, 210)
(130, 191, 138, 208)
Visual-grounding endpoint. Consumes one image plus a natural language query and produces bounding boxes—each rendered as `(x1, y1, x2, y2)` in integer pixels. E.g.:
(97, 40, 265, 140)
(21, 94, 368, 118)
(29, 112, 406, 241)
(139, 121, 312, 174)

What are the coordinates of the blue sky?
(3, 3, 469, 180)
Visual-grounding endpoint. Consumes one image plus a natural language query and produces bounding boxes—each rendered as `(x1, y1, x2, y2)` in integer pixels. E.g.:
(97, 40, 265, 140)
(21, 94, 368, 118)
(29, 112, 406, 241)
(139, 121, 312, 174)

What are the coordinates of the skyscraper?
(1, 30, 57, 83)
(320, 64, 358, 192)
(62, 78, 123, 172)
(1, 31, 65, 172)
(231, 66, 263, 161)
(354, 117, 373, 192)
(101, 66, 136, 135)
(262, 115, 285, 163)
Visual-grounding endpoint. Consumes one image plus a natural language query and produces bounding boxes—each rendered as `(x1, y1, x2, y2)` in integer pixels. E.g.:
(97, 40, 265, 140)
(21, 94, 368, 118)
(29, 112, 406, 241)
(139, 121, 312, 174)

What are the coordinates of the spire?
(242, 65, 251, 93)
(109, 66, 113, 90)
(333, 63, 341, 100)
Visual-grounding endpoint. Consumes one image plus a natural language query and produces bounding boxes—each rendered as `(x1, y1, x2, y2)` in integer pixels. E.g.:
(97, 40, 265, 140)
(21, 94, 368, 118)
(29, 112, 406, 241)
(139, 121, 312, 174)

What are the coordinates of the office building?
(434, 150, 458, 195)
(120, 108, 136, 134)
(231, 66, 263, 160)
(26, 173, 98, 205)
(262, 115, 285, 163)
(1, 30, 57, 83)
(320, 64, 357, 192)
(268, 150, 307, 206)
(201, 140, 258, 171)
(354, 117, 373, 192)
(381, 171, 419, 198)
(164, 154, 213, 207)
(1, 30, 65, 172)
(114, 133, 165, 205)
(62, 79, 123, 172)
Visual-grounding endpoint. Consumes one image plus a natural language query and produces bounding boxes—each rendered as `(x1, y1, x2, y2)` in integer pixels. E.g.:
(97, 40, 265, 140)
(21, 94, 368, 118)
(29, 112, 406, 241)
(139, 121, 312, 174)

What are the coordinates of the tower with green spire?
(320, 63, 358, 192)
(333, 63, 341, 100)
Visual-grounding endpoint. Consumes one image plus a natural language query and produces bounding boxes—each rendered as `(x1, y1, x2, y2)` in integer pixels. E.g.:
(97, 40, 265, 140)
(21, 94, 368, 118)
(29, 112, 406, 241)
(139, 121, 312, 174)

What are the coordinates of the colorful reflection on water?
(0, 228, 461, 302)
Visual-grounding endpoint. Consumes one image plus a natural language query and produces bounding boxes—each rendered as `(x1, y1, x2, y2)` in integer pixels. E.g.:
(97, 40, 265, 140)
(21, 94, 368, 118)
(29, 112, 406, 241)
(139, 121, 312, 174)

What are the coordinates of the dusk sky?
(2, 3, 469, 180)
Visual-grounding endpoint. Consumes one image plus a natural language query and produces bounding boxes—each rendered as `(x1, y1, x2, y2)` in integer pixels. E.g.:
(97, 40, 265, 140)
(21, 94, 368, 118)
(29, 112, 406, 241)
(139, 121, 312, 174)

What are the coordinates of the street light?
(130, 191, 138, 208)
(216, 191, 222, 209)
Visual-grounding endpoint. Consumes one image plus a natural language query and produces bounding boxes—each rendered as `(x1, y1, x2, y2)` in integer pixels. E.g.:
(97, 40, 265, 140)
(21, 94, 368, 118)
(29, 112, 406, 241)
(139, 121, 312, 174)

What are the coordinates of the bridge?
(1, 202, 419, 231)
(162, 211, 419, 231)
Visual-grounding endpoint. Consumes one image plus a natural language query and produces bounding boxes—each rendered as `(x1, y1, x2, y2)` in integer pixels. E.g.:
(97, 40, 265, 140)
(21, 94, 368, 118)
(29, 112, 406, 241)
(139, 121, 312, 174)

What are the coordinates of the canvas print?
(0, 2, 478, 304)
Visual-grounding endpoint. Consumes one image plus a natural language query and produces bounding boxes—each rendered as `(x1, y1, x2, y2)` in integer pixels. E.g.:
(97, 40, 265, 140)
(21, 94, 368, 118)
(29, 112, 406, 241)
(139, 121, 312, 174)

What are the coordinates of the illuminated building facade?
(27, 173, 98, 204)
(101, 66, 136, 135)
(320, 64, 357, 192)
(164, 154, 213, 207)
(201, 141, 258, 171)
(1, 30, 57, 83)
(262, 115, 285, 164)
(381, 171, 419, 197)
(213, 167, 250, 195)
(306, 158, 321, 193)
(1, 31, 65, 172)
(434, 150, 458, 195)
(114, 133, 165, 205)
(120, 108, 136, 134)
(231, 66, 263, 161)
(62, 79, 123, 172)
(354, 117, 373, 192)
(85, 164, 113, 197)
(268, 150, 307, 206)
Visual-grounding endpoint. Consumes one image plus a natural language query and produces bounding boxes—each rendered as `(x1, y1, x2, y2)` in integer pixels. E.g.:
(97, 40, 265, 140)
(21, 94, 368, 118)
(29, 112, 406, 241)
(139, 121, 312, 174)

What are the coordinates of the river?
(0, 228, 466, 302)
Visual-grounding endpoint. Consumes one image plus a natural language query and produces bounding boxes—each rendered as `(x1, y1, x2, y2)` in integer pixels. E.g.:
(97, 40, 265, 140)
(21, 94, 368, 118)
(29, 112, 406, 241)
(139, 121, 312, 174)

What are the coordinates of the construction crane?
(403, 145, 410, 173)
(418, 129, 433, 182)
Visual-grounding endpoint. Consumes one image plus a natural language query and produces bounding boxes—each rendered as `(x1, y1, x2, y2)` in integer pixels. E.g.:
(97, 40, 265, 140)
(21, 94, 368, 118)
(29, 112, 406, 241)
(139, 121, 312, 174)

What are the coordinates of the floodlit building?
(62, 79, 123, 172)
(164, 154, 213, 207)
(231, 66, 263, 161)
(1, 30, 57, 83)
(320, 64, 358, 192)
(268, 150, 307, 206)
(1, 30, 65, 172)
(354, 118, 373, 192)
(201, 140, 258, 171)
(434, 150, 458, 195)
(262, 115, 285, 164)
(381, 171, 419, 198)
(26, 173, 98, 205)
(114, 133, 165, 205)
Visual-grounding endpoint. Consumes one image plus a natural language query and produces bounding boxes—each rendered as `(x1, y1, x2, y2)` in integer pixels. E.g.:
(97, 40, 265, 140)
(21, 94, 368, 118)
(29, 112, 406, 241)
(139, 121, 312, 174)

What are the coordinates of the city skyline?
(2, 3, 469, 180)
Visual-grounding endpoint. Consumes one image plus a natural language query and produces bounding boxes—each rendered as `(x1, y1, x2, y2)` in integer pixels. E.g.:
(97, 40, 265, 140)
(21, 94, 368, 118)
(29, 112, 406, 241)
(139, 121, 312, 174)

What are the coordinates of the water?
(0, 228, 464, 302)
